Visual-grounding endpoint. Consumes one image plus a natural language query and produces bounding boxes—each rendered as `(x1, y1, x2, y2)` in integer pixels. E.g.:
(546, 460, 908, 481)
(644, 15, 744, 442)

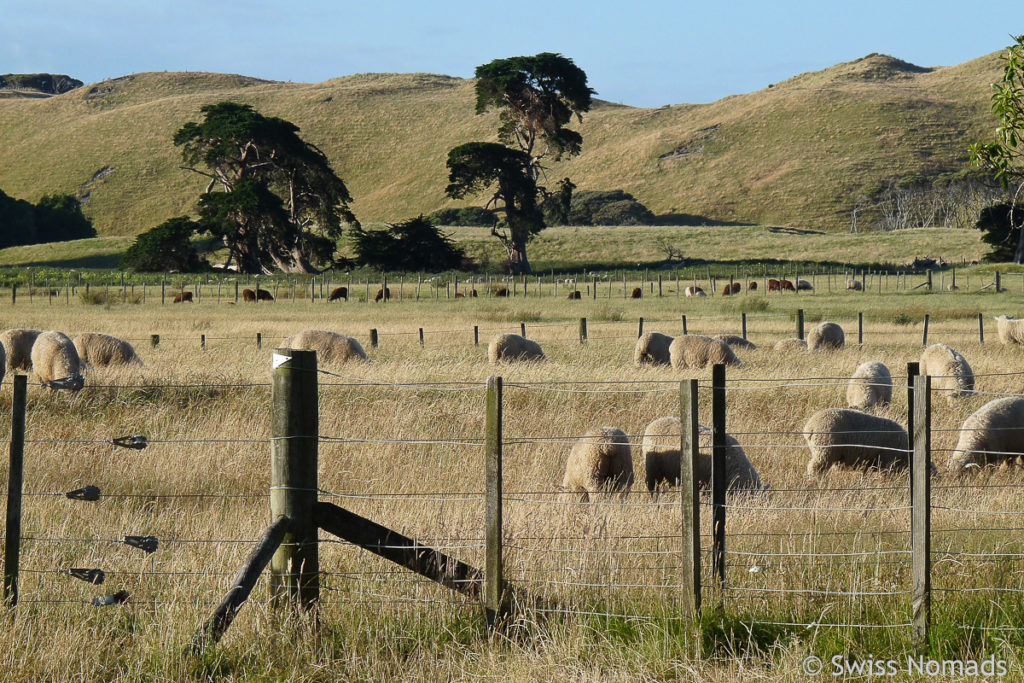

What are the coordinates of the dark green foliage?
(121, 216, 205, 272)
(0, 188, 36, 248)
(349, 216, 467, 272)
(976, 202, 1024, 262)
(34, 194, 96, 242)
(568, 190, 656, 226)
(540, 177, 575, 226)
(175, 102, 356, 273)
(426, 206, 497, 226)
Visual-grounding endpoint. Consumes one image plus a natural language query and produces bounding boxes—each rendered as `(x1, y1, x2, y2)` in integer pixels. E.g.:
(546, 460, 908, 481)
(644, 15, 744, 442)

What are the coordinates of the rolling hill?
(0, 52, 1005, 237)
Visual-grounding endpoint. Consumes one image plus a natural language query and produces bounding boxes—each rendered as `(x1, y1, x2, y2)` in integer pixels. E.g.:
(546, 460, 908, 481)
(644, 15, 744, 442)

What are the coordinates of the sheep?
(668, 335, 741, 369)
(561, 427, 633, 501)
(375, 287, 391, 302)
(773, 338, 808, 352)
(328, 286, 348, 302)
(846, 279, 864, 291)
(73, 333, 143, 367)
(488, 334, 546, 363)
(846, 361, 892, 410)
(634, 332, 674, 366)
(281, 329, 368, 363)
(804, 408, 909, 475)
(994, 315, 1024, 346)
(919, 343, 974, 401)
(630, 287, 642, 299)
(30, 331, 84, 391)
(796, 279, 813, 291)
(807, 322, 845, 351)
(0, 329, 41, 373)
(947, 397, 1024, 471)
(641, 416, 762, 493)
(712, 334, 757, 351)
(684, 286, 706, 297)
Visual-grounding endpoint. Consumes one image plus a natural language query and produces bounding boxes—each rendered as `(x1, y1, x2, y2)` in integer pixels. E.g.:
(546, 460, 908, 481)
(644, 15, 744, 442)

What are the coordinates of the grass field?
(2, 284, 1024, 680)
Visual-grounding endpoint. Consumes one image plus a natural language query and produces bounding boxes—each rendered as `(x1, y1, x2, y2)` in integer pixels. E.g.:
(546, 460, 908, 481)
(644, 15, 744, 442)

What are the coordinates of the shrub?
(426, 206, 497, 227)
(122, 217, 205, 272)
(567, 190, 655, 226)
(350, 216, 469, 272)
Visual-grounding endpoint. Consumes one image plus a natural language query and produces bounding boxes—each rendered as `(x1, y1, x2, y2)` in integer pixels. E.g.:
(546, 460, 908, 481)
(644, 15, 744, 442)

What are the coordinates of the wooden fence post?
(579, 318, 588, 344)
(256, 333, 262, 349)
(161, 275, 166, 305)
(474, 326, 480, 346)
(419, 328, 424, 347)
(370, 329, 378, 349)
(858, 312, 864, 345)
(912, 375, 931, 653)
(3, 376, 27, 608)
(485, 376, 505, 627)
(10, 283, 16, 305)
(711, 363, 727, 592)
(796, 309, 805, 340)
(682, 315, 688, 335)
(638, 317, 644, 339)
(680, 379, 701, 620)
(979, 313, 984, 345)
(922, 315, 930, 347)
(270, 348, 320, 610)
(151, 334, 160, 348)
(741, 313, 747, 340)
(907, 362, 920, 507)
(520, 323, 526, 337)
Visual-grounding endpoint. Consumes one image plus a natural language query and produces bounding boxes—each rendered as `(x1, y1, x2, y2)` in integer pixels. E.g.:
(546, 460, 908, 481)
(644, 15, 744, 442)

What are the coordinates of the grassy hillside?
(0, 52, 1004, 237)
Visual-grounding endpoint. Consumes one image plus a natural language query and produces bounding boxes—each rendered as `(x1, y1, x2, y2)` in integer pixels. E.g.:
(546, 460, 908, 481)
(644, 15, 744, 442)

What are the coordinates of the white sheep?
(846, 361, 892, 410)
(281, 329, 368, 363)
(919, 343, 974, 401)
(633, 332, 674, 366)
(684, 286, 707, 297)
(30, 331, 85, 391)
(488, 333, 546, 363)
(669, 335, 741, 369)
(73, 333, 143, 367)
(947, 397, 1024, 472)
(712, 334, 757, 351)
(804, 408, 909, 475)
(561, 427, 634, 501)
(994, 315, 1024, 346)
(846, 279, 863, 291)
(773, 338, 808, 353)
(0, 328, 41, 373)
(807, 322, 845, 351)
(641, 416, 762, 493)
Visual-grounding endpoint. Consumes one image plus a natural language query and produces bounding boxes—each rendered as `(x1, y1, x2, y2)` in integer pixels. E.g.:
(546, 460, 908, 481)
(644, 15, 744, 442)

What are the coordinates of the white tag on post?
(272, 352, 290, 369)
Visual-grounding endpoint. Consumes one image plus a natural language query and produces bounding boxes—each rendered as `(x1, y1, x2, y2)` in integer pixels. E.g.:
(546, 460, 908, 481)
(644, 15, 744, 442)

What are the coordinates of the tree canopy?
(121, 216, 205, 272)
(0, 189, 94, 249)
(174, 101, 356, 273)
(446, 53, 592, 274)
(970, 35, 1024, 261)
(349, 215, 467, 272)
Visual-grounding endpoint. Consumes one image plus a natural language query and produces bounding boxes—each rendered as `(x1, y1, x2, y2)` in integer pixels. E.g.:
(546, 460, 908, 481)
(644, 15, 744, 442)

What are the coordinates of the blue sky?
(1, 1, 1019, 107)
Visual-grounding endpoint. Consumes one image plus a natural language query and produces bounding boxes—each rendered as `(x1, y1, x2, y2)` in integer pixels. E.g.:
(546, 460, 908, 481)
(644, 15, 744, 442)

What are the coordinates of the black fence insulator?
(46, 376, 84, 391)
(66, 568, 105, 585)
(123, 536, 159, 554)
(91, 590, 130, 606)
(65, 486, 101, 501)
(110, 435, 148, 450)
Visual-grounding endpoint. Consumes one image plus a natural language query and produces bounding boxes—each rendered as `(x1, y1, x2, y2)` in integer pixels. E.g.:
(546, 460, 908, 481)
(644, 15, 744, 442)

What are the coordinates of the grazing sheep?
(561, 427, 634, 501)
(494, 287, 509, 297)
(567, 290, 582, 300)
(73, 333, 142, 367)
(804, 408, 909, 475)
(846, 361, 892, 410)
(634, 332, 674, 366)
(375, 287, 391, 302)
(947, 397, 1024, 471)
(748, 281, 758, 291)
(0, 329, 41, 373)
(281, 329, 369, 363)
(796, 279, 813, 291)
(712, 334, 757, 351)
(642, 417, 762, 492)
(328, 286, 348, 302)
(807, 322, 845, 351)
(994, 315, 1024, 346)
(669, 335, 740, 369)
(773, 338, 808, 352)
(846, 279, 863, 291)
(630, 287, 643, 299)
(487, 334, 546, 363)
(172, 291, 193, 303)
(684, 286, 706, 297)
(30, 331, 84, 391)
(919, 343, 974, 401)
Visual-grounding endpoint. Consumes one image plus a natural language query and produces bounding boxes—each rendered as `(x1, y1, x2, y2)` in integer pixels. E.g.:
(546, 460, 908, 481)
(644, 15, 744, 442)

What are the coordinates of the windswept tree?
(970, 35, 1024, 262)
(174, 102, 356, 273)
(446, 53, 592, 273)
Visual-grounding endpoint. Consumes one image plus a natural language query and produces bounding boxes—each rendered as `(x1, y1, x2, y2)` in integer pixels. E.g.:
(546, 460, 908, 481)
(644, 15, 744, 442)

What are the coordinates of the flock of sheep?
(0, 328, 141, 390)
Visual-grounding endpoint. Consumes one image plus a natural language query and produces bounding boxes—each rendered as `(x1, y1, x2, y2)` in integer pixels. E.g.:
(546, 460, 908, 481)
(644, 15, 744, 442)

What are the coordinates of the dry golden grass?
(2, 286, 1024, 679)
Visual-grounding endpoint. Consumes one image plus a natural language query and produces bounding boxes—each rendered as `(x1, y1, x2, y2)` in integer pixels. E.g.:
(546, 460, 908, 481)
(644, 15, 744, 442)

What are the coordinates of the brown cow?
(494, 287, 509, 297)
(630, 287, 642, 299)
(242, 288, 256, 302)
(731, 282, 742, 295)
(328, 286, 348, 302)
(780, 279, 796, 292)
(567, 291, 582, 300)
(242, 288, 274, 302)
(767, 279, 781, 292)
(748, 281, 758, 291)
(470, 289, 478, 297)
(172, 291, 193, 303)
(374, 287, 391, 302)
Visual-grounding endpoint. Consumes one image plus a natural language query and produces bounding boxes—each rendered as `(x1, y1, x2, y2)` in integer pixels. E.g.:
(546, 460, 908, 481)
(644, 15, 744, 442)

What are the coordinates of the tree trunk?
(508, 238, 531, 275)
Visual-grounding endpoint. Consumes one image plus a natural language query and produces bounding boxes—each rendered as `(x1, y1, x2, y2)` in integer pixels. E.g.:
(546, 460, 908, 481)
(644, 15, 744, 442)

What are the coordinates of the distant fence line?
(1, 265, 1020, 305)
